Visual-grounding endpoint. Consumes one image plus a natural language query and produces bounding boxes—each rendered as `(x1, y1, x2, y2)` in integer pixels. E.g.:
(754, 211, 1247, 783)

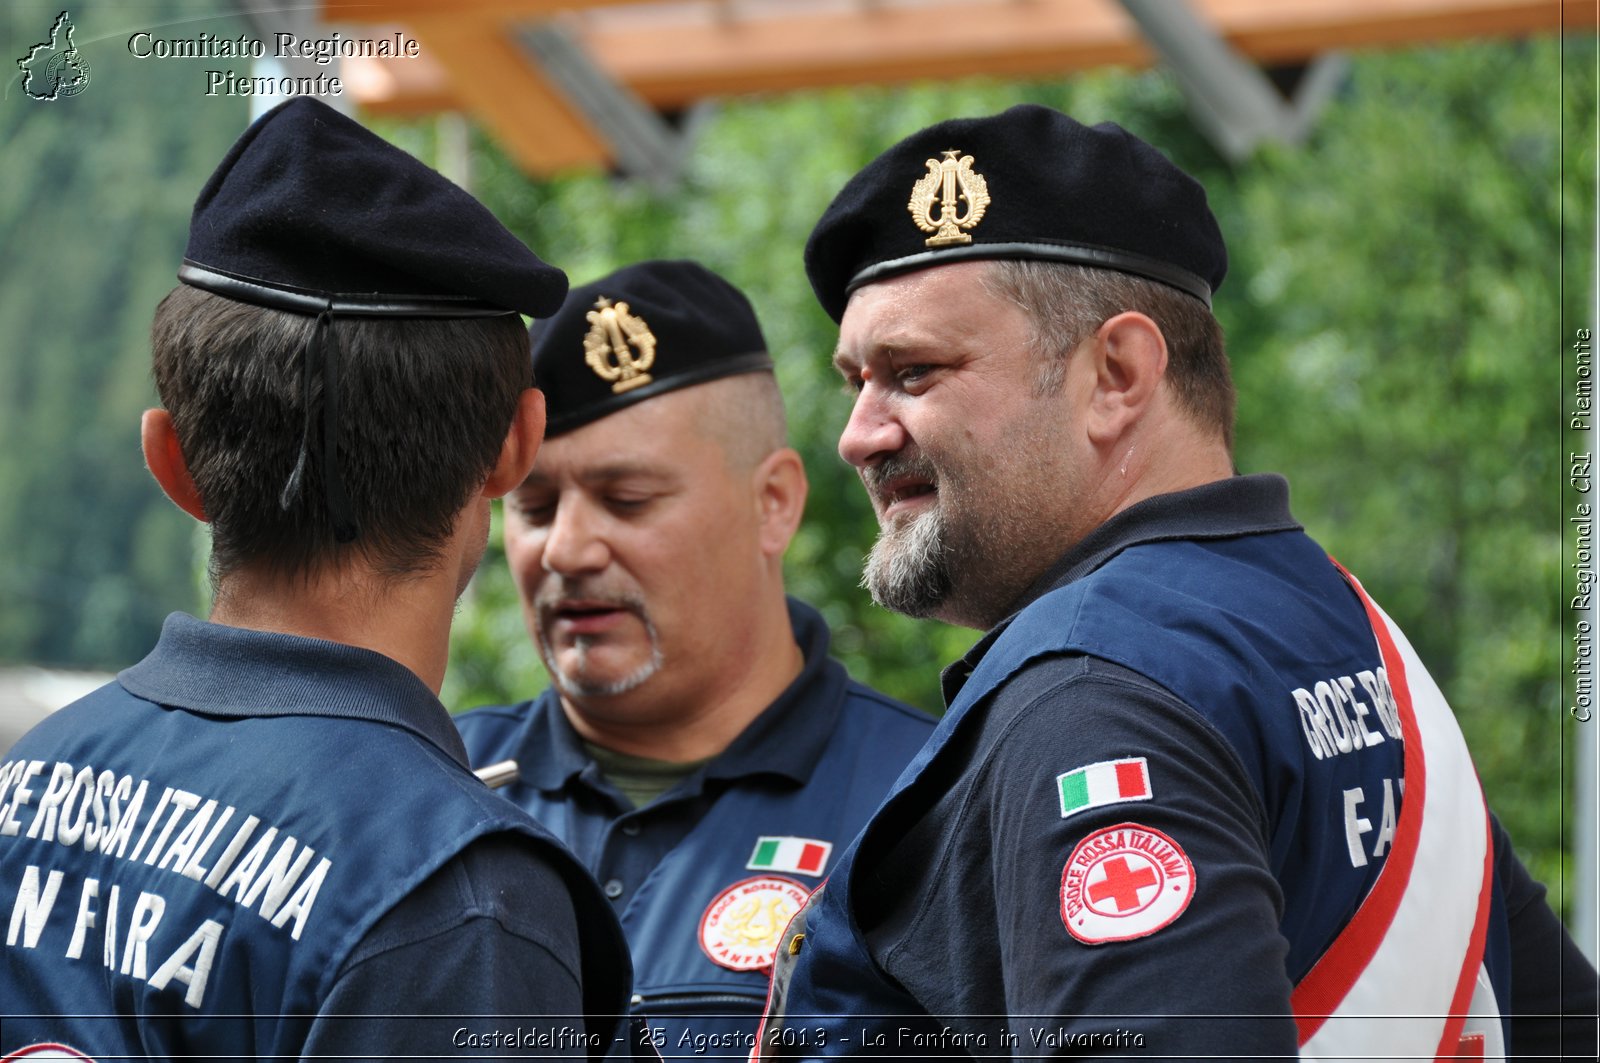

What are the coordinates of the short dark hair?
(150, 285, 532, 583)
(983, 260, 1235, 449)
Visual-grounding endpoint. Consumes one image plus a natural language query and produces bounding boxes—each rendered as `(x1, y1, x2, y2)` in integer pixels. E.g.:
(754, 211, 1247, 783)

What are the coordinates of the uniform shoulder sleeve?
(300, 832, 592, 1058)
(957, 653, 1298, 1053)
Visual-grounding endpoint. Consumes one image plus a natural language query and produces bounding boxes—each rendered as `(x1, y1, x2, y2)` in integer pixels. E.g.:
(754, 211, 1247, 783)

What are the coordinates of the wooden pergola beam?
(599, 0, 1146, 107)
(597, 0, 1577, 108)
(326, 0, 1589, 175)
(324, 0, 638, 18)
(398, 15, 610, 174)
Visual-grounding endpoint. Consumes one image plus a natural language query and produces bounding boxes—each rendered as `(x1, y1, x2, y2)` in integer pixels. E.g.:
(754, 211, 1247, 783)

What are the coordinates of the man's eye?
(509, 500, 555, 526)
(897, 365, 932, 385)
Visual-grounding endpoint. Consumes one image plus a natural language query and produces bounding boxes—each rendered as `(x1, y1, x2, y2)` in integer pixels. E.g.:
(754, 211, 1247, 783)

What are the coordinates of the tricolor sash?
(1294, 563, 1502, 1060)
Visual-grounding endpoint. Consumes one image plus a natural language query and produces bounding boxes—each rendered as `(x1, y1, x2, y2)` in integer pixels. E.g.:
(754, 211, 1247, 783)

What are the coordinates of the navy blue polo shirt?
(458, 598, 934, 1058)
(458, 599, 927, 912)
(0, 614, 635, 1061)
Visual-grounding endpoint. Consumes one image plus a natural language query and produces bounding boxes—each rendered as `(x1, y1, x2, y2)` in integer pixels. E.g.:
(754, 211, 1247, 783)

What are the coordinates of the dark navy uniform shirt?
(0, 615, 636, 1061)
(457, 598, 934, 1059)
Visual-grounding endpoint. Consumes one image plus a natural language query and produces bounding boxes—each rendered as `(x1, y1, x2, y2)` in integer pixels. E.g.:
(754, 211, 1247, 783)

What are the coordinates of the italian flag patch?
(746, 836, 832, 877)
(1057, 757, 1153, 819)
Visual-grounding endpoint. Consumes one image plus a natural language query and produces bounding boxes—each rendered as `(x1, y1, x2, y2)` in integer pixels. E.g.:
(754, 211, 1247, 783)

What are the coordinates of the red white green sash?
(1293, 564, 1502, 1060)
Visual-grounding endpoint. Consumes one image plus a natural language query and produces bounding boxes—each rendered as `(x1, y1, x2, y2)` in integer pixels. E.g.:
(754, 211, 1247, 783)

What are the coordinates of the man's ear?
(483, 388, 546, 498)
(1084, 311, 1168, 446)
(141, 409, 207, 521)
(753, 447, 808, 559)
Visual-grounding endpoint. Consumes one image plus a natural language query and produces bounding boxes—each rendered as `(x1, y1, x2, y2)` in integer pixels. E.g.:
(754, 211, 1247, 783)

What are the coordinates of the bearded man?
(756, 104, 1597, 1060)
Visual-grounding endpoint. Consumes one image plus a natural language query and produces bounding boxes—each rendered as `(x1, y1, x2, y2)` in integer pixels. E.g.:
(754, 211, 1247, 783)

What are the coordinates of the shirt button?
(604, 879, 625, 899)
(621, 821, 641, 837)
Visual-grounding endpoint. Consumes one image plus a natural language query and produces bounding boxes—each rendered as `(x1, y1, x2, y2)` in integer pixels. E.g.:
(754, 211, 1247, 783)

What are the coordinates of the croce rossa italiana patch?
(1059, 822, 1195, 944)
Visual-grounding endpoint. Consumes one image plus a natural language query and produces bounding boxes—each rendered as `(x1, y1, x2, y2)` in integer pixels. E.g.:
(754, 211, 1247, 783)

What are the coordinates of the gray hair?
(981, 260, 1235, 447)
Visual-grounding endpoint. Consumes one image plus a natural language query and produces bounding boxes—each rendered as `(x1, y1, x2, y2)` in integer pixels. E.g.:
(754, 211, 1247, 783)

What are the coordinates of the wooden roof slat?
(324, 0, 642, 19)
(399, 14, 610, 173)
(594, 0, 1576, 107)
(324, 0, 1590, 175)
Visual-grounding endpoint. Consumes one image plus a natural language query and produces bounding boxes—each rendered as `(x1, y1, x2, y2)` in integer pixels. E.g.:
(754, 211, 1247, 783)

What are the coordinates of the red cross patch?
(1060, 822, 1196, 944)
(3, 1046, 96, 1062)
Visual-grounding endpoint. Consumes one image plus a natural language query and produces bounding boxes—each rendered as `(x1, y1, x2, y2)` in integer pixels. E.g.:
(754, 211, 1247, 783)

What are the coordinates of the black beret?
(179, 97, 566, 318)
(804, 104, 1227, 322)
(532, 260, 772, 437)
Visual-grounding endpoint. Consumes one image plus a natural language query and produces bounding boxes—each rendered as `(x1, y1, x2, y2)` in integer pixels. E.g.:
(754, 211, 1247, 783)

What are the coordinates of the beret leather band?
(546, 350, 774, 436)
(177, 262, 518, 319)
(846, 239, 1214, 309)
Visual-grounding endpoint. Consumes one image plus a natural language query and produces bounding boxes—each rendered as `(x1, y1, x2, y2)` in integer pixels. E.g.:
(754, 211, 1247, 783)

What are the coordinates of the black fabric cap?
(532, 260, 772, 437)
(180, 97, 566, 318)
(804, 104, 1227, 322)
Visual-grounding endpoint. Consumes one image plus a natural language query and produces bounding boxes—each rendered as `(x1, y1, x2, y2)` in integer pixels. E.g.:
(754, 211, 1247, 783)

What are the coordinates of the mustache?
(861, 453, 939, 497)
(534, 581, 649, 619)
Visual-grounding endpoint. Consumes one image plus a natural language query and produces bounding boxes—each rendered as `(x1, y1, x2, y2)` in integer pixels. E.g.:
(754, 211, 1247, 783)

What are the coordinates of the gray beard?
(538, 614, 664, 698)
(863, 494, 1044, 629)
(862, 504, 953, 619)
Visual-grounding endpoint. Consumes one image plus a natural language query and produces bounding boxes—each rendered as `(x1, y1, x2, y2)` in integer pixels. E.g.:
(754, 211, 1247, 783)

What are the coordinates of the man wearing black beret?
(755, 105, 1596, 1058)
(0, 98, 641, 1060)
(454, 260, 933, 1058)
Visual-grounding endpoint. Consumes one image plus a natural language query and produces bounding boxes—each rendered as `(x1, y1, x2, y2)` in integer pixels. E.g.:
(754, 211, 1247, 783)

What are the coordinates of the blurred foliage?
(0, 17, 1591, 907)
(0, 0, 247, 664)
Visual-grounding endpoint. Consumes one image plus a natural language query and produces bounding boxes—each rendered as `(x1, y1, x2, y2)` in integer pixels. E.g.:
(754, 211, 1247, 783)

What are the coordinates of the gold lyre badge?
(583, 296, 657, 394)
(908, 149, 991, 248)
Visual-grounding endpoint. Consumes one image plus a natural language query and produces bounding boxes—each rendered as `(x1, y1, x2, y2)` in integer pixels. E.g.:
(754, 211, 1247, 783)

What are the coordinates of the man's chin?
(548, 651, 663, 700)
(862, 545, 951, 620)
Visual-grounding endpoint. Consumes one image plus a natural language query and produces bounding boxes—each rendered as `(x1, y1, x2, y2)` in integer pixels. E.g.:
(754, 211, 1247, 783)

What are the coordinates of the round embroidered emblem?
(698, 875, 811, 971)
(1060, 822, 1196, 944)
(4, 1045, 96, 1062)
